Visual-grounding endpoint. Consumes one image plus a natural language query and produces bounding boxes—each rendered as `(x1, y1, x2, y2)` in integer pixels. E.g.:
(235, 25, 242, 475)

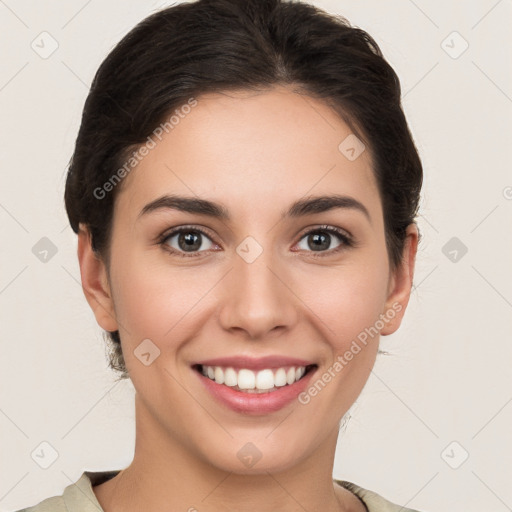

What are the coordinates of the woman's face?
(80, 86, 417, 475)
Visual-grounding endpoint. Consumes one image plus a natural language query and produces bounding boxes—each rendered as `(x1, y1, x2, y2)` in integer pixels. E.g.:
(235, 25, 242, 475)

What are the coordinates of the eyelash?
(157, 224, 355, 259)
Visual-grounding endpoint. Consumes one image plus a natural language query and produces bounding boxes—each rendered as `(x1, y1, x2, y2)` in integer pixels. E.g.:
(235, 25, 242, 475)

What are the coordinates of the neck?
(94, 393, 363, 512)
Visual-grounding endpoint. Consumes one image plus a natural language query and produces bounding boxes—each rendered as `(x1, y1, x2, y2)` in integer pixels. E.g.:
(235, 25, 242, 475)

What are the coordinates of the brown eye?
(161, 227, 216, 256)
(296, 226, 353, 255)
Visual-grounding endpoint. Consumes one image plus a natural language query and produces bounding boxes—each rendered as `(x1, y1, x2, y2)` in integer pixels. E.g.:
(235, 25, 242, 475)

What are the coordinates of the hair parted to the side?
(64, 0, 423, 381)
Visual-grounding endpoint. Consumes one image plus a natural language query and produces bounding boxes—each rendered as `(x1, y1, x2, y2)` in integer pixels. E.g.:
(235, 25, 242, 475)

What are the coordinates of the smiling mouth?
(193, 364, 317, 393)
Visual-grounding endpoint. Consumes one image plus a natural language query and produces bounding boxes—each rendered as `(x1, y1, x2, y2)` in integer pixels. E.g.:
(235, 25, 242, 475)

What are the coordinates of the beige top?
(15, 470, 422, 512)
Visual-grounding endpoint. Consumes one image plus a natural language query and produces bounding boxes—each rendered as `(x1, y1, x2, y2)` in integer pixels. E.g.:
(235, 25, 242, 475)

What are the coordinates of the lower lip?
(195, 367, 317, 415)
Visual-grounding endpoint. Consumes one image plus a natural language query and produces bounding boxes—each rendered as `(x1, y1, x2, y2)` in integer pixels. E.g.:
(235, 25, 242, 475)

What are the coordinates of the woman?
(17, 0, 423, 510)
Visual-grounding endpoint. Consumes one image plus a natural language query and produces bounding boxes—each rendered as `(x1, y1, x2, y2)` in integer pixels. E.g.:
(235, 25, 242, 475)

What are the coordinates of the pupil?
(179, 232, 201, 251)
(309, 233, 329, 251)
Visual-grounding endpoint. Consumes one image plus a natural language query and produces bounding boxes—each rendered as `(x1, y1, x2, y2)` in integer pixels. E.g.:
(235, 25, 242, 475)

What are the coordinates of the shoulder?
(335, 479, 424, 512)
(12, 470, 122, 512)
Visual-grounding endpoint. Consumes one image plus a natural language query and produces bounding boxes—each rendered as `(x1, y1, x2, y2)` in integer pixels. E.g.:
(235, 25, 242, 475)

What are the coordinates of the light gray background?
(1, 1, 511, 511)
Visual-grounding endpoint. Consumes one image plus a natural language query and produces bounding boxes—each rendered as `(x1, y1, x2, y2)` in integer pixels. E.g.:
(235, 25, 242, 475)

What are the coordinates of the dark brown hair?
(64, 0, 423, 380)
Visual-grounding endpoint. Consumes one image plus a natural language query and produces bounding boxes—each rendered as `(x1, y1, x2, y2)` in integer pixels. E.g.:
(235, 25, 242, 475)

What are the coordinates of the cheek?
(295, 265, 389, 413)
(301, 258, 390, 350)
(110, 256, 216, 342)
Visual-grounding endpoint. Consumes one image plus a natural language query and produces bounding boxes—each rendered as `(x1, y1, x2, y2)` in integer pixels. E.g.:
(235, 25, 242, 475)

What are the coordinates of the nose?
(217, 243, 298, 340)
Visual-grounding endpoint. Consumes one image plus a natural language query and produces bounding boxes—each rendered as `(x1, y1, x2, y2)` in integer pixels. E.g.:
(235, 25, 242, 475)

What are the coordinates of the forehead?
(115, 86, 381, 223)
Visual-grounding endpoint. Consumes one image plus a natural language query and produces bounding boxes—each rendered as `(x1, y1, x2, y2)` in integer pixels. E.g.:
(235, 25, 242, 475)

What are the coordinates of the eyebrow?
(137, 193, 371, 223)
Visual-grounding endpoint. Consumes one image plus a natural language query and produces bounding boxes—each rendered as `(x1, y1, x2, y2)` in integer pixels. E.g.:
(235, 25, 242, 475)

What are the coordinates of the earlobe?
(380, 223, 419, 336)
(77, 223, 119, 332)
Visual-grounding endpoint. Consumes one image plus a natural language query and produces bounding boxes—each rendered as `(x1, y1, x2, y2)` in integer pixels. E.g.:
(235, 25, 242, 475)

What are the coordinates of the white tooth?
(256, 369, 275, 390)
(238, 369, 256, 389)
(214, 366, 224, 384)
(207, 366, 215, 379)
(286, 367, 296, 385)
(274, 368, 287, 387)
(295, 366, 305, 381)
(224, 367, 237, 387)
(201, 365, 208, 376)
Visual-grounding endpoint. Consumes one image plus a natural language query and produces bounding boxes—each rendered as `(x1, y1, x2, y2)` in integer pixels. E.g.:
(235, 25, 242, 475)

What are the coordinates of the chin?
(196, 433, 316, 476)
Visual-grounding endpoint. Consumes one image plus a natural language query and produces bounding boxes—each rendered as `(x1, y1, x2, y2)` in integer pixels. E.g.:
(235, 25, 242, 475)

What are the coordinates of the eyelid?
(157, 225, 218, 258)
(158, 224, 216, 242)
(293, 224, 355, 257)
(158, 224, 355, 258)
(296, 224, 353, 241)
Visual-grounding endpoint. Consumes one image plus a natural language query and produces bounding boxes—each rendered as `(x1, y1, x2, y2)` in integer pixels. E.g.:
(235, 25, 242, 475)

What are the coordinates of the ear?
(77, 223, 119, 332)
(380, 223, 419, 336)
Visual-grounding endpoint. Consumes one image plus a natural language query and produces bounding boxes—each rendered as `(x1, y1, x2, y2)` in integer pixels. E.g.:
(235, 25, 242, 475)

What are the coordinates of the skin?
(78, 85, 418, 512)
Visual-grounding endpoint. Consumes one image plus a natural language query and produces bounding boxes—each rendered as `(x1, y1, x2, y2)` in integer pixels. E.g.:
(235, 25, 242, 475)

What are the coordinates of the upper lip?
(193, 355, 316, 371)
